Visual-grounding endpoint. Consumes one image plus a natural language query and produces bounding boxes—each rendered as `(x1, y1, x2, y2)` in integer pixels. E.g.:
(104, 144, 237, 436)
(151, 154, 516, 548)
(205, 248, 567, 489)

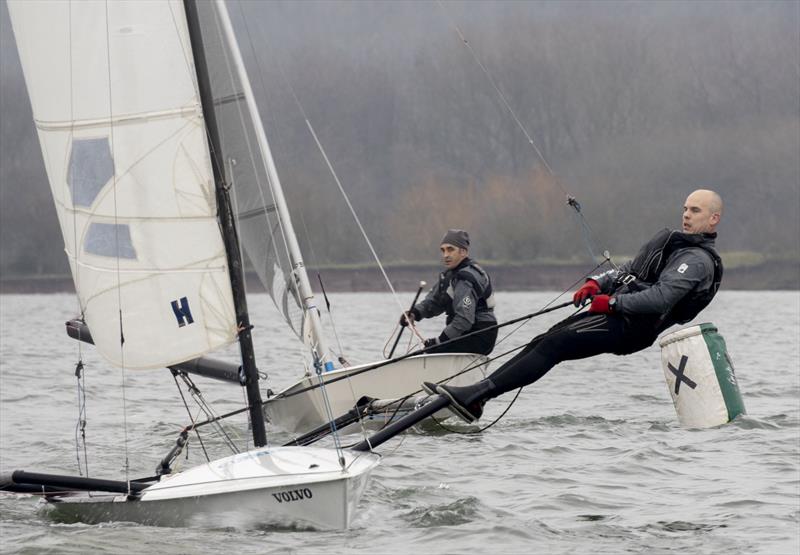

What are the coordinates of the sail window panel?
(64, 119, 217, 221)
(83, 222, 137, 259)
(68, 138, 115, 208)
(80, 219, 227, 271)
(89, 119, 217, 219)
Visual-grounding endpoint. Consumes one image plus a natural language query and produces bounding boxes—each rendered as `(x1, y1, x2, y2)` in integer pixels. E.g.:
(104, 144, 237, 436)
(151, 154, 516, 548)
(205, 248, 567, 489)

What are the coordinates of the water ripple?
(402, 496, 482, 527)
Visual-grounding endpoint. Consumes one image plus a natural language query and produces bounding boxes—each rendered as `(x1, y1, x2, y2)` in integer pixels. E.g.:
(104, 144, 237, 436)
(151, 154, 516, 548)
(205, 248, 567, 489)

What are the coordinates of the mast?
(212, 0, 332, 367)
(184, 0, 267, 447)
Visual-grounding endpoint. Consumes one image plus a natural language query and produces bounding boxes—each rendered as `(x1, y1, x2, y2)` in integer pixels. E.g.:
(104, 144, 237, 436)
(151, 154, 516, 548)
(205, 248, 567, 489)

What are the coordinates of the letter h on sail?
(171, 297, 194, 327)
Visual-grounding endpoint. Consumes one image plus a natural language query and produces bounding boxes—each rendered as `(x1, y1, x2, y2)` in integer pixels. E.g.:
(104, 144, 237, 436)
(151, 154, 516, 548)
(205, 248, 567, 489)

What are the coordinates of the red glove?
(573, 279, 601, 307)
(589, 294, 613, 314)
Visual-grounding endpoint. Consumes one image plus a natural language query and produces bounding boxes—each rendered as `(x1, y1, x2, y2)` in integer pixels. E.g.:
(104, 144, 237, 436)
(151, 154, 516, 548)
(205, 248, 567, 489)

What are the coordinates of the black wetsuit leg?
(427, 321, 498, 356)
(486, 312, 654, 397)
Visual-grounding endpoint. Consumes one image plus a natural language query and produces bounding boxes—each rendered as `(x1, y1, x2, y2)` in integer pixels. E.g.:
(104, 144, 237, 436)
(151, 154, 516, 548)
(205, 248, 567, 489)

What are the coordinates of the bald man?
(423, 190, 724, 423)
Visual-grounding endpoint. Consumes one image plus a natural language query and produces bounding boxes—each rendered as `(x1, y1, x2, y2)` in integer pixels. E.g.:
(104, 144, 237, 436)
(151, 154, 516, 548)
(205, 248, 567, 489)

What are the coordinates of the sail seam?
(33, 106, 201, 130)
(71, 262, 228, 274)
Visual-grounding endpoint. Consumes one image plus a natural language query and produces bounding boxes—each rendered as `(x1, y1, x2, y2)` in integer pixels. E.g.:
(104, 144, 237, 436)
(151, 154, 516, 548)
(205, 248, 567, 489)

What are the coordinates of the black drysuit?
(413, 257, 497, 355)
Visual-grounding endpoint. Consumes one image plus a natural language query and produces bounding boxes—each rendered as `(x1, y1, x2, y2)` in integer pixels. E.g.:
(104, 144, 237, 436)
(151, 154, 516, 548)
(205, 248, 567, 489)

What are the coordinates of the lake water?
(1, 291, 798, 554)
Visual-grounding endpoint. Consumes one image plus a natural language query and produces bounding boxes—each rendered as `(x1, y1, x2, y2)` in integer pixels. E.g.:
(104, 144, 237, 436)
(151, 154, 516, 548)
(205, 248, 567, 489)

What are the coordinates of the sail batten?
(33, 106, 201, 130)
(8, 0, 239, 370)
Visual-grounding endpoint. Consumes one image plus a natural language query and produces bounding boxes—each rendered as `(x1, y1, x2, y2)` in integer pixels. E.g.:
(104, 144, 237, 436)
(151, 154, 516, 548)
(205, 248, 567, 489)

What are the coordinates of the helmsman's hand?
(573, 279, 601, 307)
(588, 294, 614, 314)
(399, 311, 416, 327)
(423, 337, 439, 349)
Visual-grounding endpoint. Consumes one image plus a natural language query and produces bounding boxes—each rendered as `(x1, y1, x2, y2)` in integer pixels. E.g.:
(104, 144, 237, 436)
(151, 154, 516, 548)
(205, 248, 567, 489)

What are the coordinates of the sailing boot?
(421, 379, 496, 423)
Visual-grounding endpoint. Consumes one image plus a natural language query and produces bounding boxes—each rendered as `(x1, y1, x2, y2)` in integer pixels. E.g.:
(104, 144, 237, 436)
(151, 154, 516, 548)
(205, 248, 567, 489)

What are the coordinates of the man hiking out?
(424, 190, 724, 423)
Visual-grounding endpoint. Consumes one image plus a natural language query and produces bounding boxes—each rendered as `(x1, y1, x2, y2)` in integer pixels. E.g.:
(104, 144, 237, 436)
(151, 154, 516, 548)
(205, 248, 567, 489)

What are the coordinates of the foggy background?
(1, 0, 798, 279)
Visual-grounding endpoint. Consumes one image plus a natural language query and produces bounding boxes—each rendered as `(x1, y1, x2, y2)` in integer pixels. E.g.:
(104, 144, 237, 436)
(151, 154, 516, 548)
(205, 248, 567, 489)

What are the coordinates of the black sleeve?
(615, 251, 713, 316)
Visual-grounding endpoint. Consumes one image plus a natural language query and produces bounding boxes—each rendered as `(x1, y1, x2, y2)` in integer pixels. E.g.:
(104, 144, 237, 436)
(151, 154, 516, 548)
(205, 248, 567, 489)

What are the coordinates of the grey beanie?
(441, 229, 470, 250)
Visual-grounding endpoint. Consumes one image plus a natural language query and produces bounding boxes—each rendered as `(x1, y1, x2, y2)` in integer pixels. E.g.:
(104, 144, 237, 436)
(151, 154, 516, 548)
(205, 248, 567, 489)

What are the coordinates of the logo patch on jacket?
(677, 263, 689, 274)
(463, 296, 472, 307)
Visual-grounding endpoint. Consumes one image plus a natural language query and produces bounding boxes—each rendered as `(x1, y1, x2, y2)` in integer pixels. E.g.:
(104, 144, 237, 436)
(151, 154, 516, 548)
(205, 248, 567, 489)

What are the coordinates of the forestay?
(9, 0, 237, 369)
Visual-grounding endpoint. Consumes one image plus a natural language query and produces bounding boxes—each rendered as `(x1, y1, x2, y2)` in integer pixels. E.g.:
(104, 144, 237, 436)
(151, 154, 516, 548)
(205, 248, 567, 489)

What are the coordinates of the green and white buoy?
(659, 322, 745, 428)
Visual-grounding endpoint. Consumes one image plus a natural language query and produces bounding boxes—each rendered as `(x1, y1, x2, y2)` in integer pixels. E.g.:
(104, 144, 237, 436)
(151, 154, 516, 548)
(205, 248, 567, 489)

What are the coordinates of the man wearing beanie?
(400, 229, 497, 355)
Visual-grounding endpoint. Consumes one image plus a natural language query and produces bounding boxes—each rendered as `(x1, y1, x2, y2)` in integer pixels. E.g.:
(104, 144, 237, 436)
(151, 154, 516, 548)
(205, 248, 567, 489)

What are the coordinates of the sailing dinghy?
(4, 0, 386, 530)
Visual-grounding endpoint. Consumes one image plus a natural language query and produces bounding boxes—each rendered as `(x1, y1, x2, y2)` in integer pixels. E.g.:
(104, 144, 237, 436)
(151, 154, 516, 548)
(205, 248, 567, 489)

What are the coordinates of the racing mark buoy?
(658, 322, 745, 428)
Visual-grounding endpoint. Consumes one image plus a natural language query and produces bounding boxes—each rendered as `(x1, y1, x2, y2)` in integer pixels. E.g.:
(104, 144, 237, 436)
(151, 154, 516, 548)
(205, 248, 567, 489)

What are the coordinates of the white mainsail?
(9, 0, 237, 369)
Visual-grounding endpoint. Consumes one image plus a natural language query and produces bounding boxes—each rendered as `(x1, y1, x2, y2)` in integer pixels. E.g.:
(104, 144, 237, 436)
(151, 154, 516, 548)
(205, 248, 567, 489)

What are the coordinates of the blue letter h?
(171, 297, 194, 327)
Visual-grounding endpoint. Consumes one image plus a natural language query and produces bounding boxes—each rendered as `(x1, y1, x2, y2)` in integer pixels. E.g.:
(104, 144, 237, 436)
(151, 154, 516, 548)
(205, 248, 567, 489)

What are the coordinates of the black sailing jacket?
(591, 229, 723, 333)
(413, 257, 497, 340)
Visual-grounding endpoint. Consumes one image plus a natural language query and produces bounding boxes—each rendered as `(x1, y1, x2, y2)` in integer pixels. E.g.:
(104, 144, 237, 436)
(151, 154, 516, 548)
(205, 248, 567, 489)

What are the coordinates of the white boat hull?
(264, 353, 489, 433)
(43, 447, 380, 530)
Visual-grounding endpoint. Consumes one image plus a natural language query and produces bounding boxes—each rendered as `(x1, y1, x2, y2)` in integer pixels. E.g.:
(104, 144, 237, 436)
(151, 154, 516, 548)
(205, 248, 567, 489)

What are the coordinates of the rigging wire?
(435, 0, 603, 263)
(103, 0, 131, 490)
(301, 119, 407, 317)
(173, 371, 241, 456)
(171, 371, 212, 462)
(312, 353, 347, 469)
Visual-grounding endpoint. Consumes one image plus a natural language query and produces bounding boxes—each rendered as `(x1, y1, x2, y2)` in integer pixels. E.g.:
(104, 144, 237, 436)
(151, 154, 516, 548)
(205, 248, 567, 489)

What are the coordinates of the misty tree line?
(1, 1, 797, 277)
